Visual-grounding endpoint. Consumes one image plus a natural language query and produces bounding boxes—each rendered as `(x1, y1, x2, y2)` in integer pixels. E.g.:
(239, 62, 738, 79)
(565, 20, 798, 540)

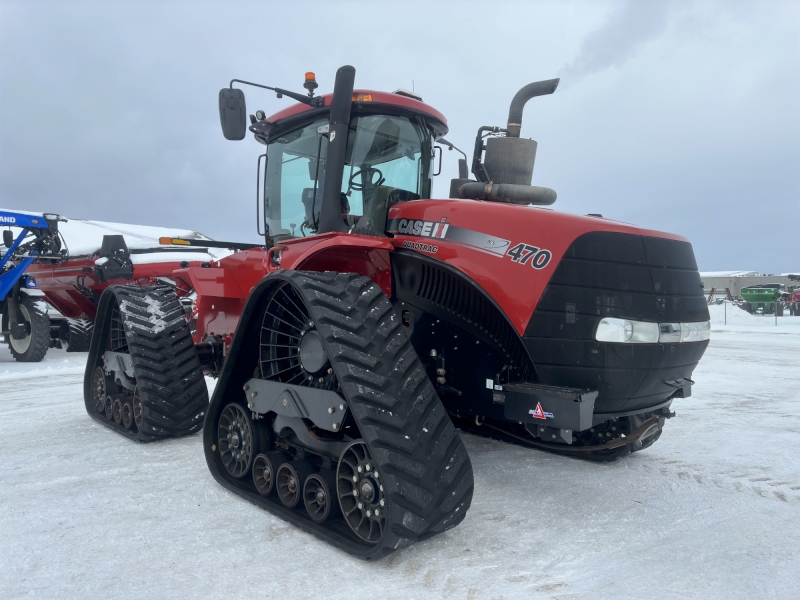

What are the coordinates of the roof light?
(352, 93, 373, 102)
(303, 72, 318, 95)
(393, 88, 423, 101)
(159, 237, 190, 246)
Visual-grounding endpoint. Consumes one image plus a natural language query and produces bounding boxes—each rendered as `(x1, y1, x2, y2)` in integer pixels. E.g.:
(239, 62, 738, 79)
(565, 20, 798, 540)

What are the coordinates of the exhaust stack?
(505, 78, 559, 138)
(457, 78, 559, 203)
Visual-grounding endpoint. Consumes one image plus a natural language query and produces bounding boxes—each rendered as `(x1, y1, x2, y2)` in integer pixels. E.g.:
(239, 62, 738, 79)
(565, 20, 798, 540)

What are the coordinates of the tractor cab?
(218, 71, 447, 242)
(263, 111, 435, 239)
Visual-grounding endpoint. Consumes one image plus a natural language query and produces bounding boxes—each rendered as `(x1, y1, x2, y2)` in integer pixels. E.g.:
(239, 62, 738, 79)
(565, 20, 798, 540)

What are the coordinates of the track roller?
(122, 401, 135, 430)
(112, 398, 123, 425)
(252, 451, 287, 496)
(303, 471, 338, 524)
(104, 397, 113, 420)
(276, 461, 316, 509)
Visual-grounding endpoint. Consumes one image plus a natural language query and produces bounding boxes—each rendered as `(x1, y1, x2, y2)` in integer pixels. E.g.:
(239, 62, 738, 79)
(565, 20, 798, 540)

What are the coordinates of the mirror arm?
(229, 79, 324, 107)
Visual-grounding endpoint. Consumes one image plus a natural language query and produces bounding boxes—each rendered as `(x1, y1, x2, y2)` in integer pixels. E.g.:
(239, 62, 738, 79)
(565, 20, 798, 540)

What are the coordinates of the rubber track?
(65, 318, 93, 352)
(5, 295, 50, 362)
(85, 285, 208, 442)
(277, 272, 473, 554)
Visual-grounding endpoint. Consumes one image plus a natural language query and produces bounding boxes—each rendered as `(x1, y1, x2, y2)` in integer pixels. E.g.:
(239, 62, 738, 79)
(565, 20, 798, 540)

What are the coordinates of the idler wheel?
(104, 396, 113, 420)
(303, 471, 338, 523)
(252, 451, 286, 496)
(132, 386, 143, 429)
(217, 402, 255, 478)
(91, 366, 106, 414)
(112, 398, 123, 424)
(122, 401, 135, 430)
(336, 440, 387, 544)
(276, 461, 315, 509)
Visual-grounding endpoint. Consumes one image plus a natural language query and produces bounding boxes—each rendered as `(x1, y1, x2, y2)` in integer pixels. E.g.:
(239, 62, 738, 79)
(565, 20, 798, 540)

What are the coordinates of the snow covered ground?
(1, 308, 799, 599)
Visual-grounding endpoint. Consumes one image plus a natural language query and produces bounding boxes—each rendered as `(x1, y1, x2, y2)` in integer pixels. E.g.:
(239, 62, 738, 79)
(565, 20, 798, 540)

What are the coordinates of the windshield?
(264, 114, 433, 240)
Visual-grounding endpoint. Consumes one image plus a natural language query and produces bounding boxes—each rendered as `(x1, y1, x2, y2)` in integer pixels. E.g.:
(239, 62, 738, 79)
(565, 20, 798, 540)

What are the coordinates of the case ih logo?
(0, 216, 16, 223)
(389, 216, 551, 267)
(395, 218, 450, 239)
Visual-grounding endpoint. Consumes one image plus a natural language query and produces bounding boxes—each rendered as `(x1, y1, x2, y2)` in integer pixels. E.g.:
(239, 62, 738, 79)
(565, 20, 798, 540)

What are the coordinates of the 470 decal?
(506, 243, 551, 269)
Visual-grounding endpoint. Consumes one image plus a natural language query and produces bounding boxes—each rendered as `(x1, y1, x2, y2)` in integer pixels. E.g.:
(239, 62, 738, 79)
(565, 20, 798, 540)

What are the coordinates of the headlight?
(680, 320, 710, 342)
(595, 318, 710, 344)
(595, 318, 659, 343)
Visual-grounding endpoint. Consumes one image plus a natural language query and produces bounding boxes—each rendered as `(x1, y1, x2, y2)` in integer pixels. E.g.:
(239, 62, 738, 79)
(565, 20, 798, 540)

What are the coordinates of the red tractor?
(83, 66, 710, 559)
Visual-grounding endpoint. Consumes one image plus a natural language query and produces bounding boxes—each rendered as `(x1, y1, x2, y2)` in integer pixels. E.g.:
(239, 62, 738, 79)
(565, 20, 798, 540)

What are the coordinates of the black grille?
(524, 232, 709, 413)
(415, 262, 535, 380)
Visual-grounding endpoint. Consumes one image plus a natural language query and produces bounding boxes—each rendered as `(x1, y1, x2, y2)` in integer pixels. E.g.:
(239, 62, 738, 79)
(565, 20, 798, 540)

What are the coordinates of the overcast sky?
(1, 0, 798, 273)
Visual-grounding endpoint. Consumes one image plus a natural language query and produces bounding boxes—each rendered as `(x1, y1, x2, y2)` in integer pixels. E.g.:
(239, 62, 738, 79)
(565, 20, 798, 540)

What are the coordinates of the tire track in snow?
(639, 457, 800, 504)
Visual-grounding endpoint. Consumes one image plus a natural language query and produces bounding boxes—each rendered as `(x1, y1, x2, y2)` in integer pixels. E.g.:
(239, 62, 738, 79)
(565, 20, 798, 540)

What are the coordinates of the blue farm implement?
(0, 210, 67, 361)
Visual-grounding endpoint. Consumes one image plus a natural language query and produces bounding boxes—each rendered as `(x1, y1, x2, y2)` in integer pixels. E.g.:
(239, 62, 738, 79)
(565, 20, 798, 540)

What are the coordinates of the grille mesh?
(416, 262, 535, 380)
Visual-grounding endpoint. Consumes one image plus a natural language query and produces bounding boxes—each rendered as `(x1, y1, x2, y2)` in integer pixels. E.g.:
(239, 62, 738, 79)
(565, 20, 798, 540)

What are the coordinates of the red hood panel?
(388, 199, 689, 335)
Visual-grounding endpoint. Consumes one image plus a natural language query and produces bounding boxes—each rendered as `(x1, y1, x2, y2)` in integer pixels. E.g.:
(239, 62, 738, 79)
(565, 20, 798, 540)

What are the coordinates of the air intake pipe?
(457, 182, 556, 205)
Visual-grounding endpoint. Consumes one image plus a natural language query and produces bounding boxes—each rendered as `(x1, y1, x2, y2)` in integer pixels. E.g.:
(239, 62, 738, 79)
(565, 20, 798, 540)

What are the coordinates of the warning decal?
(528, 402, 554, 420)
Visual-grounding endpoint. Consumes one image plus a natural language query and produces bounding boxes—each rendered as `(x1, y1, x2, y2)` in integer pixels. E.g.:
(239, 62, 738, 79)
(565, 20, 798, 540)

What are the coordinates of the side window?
(264, 119, 328, 239)
(279, 155, 314, 237)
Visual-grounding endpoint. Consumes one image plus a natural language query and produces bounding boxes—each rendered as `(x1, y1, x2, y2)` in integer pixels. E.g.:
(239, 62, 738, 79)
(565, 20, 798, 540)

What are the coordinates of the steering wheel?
(348, 167, 384, 191)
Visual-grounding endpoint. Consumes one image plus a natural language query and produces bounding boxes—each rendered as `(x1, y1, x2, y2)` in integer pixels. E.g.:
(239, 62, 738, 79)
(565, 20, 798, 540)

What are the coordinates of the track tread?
(64, 318, 94, 352)
(286, 271, 474, 550)
(86, 285, 208, 442)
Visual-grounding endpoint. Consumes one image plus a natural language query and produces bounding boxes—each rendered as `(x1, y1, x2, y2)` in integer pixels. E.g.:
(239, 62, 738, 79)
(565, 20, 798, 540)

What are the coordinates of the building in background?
(700, 271, 799, 299)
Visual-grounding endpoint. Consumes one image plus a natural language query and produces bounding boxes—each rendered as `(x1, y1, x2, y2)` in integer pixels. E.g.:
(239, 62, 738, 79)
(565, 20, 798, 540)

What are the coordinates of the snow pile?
(130, 251, 228, 265)
(57, 218, 211, 255)
(708, 302, 766, 325)
(699, 270, 759, 277)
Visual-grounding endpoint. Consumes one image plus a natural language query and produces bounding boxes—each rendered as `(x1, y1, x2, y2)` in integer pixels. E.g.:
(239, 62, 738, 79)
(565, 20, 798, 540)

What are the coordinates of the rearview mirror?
(219, 88, 247, 140)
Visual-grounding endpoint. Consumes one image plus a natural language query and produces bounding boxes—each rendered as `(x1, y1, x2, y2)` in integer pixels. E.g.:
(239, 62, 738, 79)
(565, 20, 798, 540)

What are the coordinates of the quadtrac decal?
(388, 217, 551, 268)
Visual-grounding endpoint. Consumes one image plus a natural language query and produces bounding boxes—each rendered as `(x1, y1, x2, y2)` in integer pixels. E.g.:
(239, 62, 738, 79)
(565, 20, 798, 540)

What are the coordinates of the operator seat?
(356, 186, 419, 234)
